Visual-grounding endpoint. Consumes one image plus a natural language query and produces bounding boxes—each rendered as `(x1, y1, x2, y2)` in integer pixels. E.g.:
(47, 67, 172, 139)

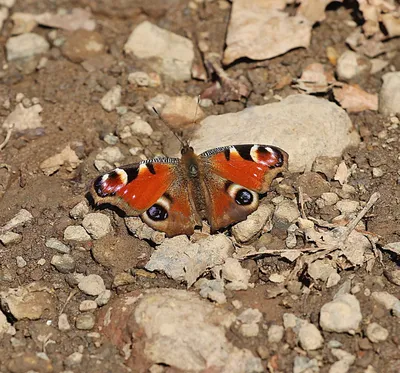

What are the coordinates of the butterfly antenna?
(152, 107, 186, 148)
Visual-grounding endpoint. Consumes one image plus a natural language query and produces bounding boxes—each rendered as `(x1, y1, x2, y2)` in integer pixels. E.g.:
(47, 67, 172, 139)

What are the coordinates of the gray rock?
(366, 322, 389, 343)
(192, 95, 359, 172)
(1, 103, 43, 132)
(124, 21, 194, 81)
(321, 192, 339, 206)
(379, 72, 400, 115)
(6, 33, 50, 61)
(95, 146, 124, 164)
(196, 278, 226, 304)
(268, 324, 284, 343)
(0, 283, 54, 320)
(78, 274, 106, 296)
(320, 294, 362, 333)
(298, 322, 324, 351)
(101, 288, 262, 372)
(232, 204, 274, 243)
(69, 201, 89, 220)
(273, 199, 300, 229)
(146, 234, 233, 287)
(0, 231, 22, 246)
(330, 348, 355, 373)
(64, 352, 83, 367)
(95, 289, 111, 306)
(45, 238, 70, 254)
(222, 258, 252, 291)
(82, 213, 112, 240)
(58, 313, 71, 331)
(51, 254, 76, 273)
(100, 85, 121, 112)
(63, 225, 91, 242)
(293, 356, 319, 373)
(335, 200, 359, 214)
(308, 259, 336, 282)
(79, 300, 97, 312)
(75, 313, 95, 330)
(239, 323, 259, 338)
(16, 256, 27, 268)
(130, 119, 153, 136)
(1, 208, 33, 231)
(371, 291, 400, 317)
(128, 71, 150, 86)
(336, 51, 371, 81)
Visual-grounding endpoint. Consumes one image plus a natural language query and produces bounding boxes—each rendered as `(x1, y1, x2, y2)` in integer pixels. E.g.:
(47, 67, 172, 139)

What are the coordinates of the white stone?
(321, 192, 339, 206)
(82, 213, 112, 240)
(222, 258, 252, 291)
(293, 356, 319, 373)
(79, 300, 98, 312)
(69, 201, 89, 219)
(58, 313, 71, 331)
(336, 51, 370, 81)
(51, 254, 75, 273)
(335, 200, 359, 214)
(273, 199, 300, 229)
(192, 95, 359, 172)
(372, 167, 383, 178)
(0, 7, 8, 32)
(320, 294, 362, 333)
(63, 225, 91, 242)
(124, 21, 194, 81)
(239, 323, 259, 337)
(78, 274, 106, 296)
(379, 72, 400, 115)
(100, 85, 121, 112)
(268, 324, 284, 343)
(326, 272, 341, 288)
(1, 209, 33, 231)
(128, 71, 150, 86)
(45, 238, 70, 254)
(16, 256, 26, 268)
(237, 308, 263, 324)
(0, 231, 22, 246)
(95, 289, 111, 306)
(371, 291, 400, 316)
(6, 33, 50, 61)
(131, 119, 153, 136)
(366, 322, 389, 343)
(0, 309, 12, 334)
(146, 235, 233, 287)
(298, 323, 324, 351)
(232, 204, 274, 242)
(96, 146, 124, 164)
(65, 352, 83, 367)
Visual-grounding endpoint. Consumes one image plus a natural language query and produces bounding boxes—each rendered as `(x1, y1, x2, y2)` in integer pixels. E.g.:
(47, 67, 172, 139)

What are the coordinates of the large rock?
(124, 21, 194, 81)
(192, 95, 359, 172)
(379, 72, 400, 115)
(6, 33, 49, 61)
(97, 289, 263, 372)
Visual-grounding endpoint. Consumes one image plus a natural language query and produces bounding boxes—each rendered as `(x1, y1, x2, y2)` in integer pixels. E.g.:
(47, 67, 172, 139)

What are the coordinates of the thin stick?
(0, 124, 14, 151)
(152, 107, 185, 148)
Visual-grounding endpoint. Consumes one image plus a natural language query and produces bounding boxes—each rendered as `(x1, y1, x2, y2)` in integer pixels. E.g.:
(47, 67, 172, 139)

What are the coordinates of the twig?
(0, 124, 14, 151)
(59, 289, 79, 315)
(298, 186, 307, 219)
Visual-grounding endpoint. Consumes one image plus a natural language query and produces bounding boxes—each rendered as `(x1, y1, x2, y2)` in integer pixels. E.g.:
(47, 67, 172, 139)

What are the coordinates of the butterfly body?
(91, 144, 288, 237)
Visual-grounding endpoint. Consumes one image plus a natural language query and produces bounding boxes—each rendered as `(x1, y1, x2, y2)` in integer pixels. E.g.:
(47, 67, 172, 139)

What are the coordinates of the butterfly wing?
(91, 158, 200, 237)
(200, 144, 288, 232)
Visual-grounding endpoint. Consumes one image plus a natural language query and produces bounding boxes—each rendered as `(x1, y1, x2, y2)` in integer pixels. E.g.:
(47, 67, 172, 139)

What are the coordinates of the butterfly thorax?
(181, 146, 200, 179)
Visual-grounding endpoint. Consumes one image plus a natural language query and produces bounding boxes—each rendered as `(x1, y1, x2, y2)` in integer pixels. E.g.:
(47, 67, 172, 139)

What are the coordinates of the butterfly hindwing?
(91, 158, 200, 236)
(199, 144, 288, 232)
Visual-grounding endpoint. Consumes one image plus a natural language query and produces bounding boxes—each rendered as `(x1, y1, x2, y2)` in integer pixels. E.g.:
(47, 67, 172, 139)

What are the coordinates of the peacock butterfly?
(91, 144, 288, 237)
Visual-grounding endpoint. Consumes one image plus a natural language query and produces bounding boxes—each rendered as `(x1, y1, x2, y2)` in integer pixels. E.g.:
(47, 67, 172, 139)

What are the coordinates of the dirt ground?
(0, 1, 399, 373)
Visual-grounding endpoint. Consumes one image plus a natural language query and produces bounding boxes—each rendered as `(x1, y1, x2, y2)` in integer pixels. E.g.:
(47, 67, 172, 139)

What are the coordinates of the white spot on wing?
(114, 168, 128, 185)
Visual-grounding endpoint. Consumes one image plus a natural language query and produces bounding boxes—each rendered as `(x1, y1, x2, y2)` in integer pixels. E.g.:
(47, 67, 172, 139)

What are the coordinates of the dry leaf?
(40, 145, 81, 176)
(293, 63, 337, 93)
(223, 0, 311, 64)
(334, 161, 349, 185)
(334, 84, 378, 112)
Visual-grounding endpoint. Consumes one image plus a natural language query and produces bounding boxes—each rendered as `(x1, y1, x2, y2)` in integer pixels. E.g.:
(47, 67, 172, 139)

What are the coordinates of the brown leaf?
(333, 84, 378, 113)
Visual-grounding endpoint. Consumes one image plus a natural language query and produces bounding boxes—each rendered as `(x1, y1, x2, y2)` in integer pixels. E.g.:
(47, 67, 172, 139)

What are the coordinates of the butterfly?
(91, 144, 288, 237)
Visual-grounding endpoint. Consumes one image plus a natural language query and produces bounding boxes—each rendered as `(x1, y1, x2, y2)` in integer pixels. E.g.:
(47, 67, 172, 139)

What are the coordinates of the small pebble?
(64, 226, 91, 242)
(78, 274, 106, 296)
(366, 322, 389, 343)
(298, 323, 324, 351)
(0, 232, 22, 246)
(79, 300, 98, 312)
(45, 238, 70, 254)
(268, 324, 284, 343)
(95, 289, 111, 306)
(96, 146, 124, 164)
(37, 258, 46, 266)
(100, 85, 121, 112)
(103, 133, 119, 145)
(131, 119, 153, 136)
(372, 167, 384, 178)
(82, 213, 112, 240)
(113, 272, 135, 287)
(64, 352, 83, 367)
(335, 200, 359, 214)
(58, 313, 71, 331)
(75, 313, 95, 330)
(239, 323, 259, 337)
(128, 71, 150, 86)
(51, 254, 76, 273)
(16, 256, 27, 268)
